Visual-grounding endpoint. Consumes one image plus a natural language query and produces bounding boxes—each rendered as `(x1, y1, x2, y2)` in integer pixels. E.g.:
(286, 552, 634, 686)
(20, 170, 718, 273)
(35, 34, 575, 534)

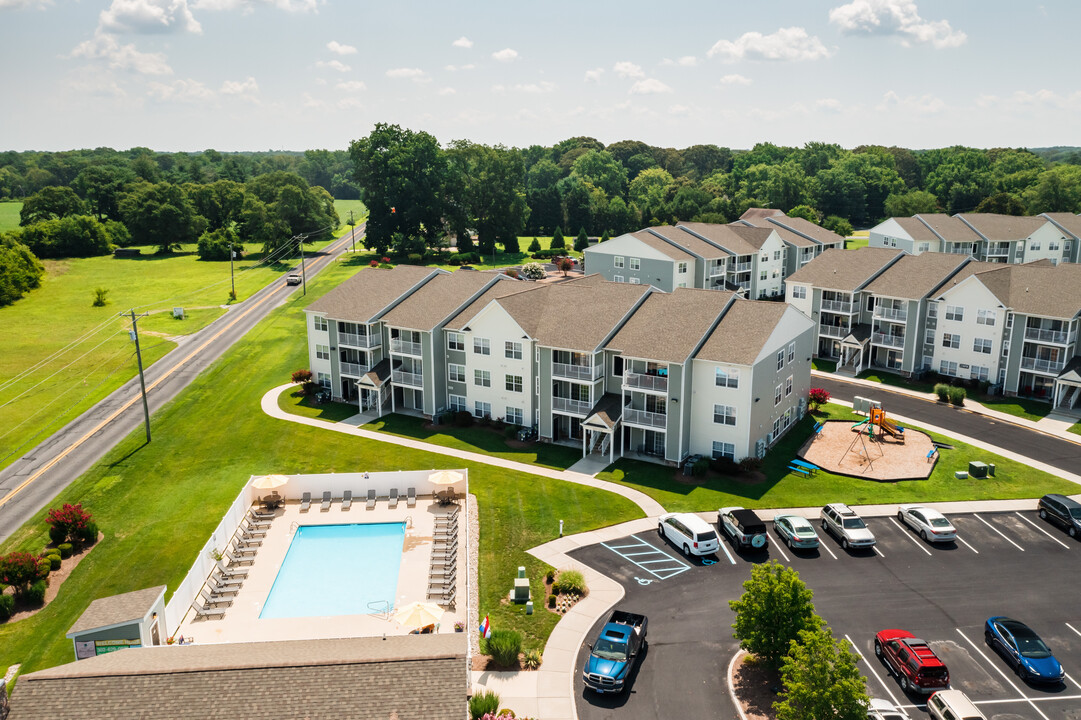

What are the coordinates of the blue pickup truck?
(583, 610, 648, 694)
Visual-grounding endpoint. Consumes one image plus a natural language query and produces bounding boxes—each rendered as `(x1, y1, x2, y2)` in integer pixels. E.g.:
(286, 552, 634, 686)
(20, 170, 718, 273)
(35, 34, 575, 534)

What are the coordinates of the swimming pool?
(260, 522, 406, 619)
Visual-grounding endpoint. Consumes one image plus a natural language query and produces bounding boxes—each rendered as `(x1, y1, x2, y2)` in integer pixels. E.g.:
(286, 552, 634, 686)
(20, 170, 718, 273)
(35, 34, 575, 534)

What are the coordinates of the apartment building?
(305, 266, 816, 465)
(734, 211, 846, 278)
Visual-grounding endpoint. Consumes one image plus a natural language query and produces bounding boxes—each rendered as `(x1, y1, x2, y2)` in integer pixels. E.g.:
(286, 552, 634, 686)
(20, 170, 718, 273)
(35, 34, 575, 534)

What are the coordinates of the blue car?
(984, 617, 1064, 684)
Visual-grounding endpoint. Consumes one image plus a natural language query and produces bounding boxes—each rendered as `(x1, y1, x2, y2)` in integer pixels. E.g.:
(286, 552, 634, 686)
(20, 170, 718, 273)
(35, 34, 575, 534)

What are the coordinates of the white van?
(926, 690, 986, 720)
(658, 512, 719, 556)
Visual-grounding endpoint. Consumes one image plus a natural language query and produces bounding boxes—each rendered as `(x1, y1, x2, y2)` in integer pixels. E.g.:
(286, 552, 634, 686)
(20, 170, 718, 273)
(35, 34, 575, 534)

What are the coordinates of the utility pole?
(348, 210, 356, 253)
(127, 309, 152, 443)
(298, 234, 307, 296)
(229, 241, 236, 300)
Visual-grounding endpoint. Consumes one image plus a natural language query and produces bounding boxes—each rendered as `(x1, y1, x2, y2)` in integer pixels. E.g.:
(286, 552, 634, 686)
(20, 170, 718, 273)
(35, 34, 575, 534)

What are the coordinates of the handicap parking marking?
(599, 535, 692, 580)
(844, 634, 904, 709)
(956, 628, 1052, 720)
(1014, 512, 1071, 550)
(973, 514, 1026, 552)
(767, 533, 791, 563)
(888, 517, 934, 556)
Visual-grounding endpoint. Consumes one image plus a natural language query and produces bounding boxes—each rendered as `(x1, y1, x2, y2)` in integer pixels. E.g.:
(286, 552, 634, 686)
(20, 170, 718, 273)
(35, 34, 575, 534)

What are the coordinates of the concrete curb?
(727, 650, 751, 720)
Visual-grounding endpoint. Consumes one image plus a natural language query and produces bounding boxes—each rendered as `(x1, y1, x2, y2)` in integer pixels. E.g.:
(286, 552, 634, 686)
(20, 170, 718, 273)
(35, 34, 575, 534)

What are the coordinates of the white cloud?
(613, 61, 644, 79)
(386, 67, 430, 82)
(444, 64, 475, 72)
(99, 0, 202, 34)
(491, 47, 518, 62)
(719, 73, 752, 86)
(335, 80, 366, 92)
(669, 104, 690, 116)
(584, 68, 604, 83)
(337, 97, 362, 109)
(437, 87, 456, 96)
(0, 0, 54, 7)
(191, 0, 318, 11)
(661, 56, 698, 67)
(875, 90, 945, 114)
(816, 97, 843, 112)
(301, 92, 323, 108)
(452, 36, 473, 48)
(70, 32, 173, 75)
(326, 40, 356, 55)
(316, 59, 350, 72)
(148, 77, 213, 102)
(977, 89, 1081, 113)
(829, 0, 966, 48)
(708, 26, 832, 62)
(513, 81, 556, 94)
(629, 78, 672, 95)
(490, 84, 505, 94)
(220, 76, 258, 95)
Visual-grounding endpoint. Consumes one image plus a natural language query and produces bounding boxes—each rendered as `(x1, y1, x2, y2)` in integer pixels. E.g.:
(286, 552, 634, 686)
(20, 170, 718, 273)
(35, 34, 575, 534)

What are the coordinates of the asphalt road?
(0, 227, 362, 544)
(572, 509, 1081, 720)
(816, 376, 1081, 477)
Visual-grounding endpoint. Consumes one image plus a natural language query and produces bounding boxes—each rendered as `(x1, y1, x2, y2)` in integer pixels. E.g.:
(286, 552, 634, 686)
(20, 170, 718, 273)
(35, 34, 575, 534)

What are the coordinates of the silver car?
(867, 698, 911, 720)
(773, 514, 820, 549)
(821, 503, 876, 550)
(897, 505, 957, 543)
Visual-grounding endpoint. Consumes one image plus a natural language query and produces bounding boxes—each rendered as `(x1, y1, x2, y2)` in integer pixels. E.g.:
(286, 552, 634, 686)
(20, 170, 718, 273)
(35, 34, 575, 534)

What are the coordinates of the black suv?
(1038, 494, 1081, 538)
(718, 507, 768, 550)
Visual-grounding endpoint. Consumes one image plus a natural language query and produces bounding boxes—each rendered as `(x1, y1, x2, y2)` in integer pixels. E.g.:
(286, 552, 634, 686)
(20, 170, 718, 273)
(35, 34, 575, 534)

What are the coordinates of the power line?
(0, 316, 122, 394)
(0, 327, 129, 410)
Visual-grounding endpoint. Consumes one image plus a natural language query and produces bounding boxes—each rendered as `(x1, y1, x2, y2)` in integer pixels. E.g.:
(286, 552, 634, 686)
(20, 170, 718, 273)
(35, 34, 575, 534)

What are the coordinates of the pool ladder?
(289, 521, 299, 535)
(367, 600, 391, 620)
(404, 515, 413, 529)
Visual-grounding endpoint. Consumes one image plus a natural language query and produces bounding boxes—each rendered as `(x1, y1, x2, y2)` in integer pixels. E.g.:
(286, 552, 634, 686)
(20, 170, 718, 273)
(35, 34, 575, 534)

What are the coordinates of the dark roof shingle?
(786, 247, 903, 291)
(67, 586, 166, 636)
(307, 265, 439, 323)
(606, 288, 734, 363)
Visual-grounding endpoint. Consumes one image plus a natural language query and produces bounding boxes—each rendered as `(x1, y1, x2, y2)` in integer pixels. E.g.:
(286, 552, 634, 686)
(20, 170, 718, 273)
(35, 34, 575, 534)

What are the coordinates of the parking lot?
(570, 509, 1081, 720)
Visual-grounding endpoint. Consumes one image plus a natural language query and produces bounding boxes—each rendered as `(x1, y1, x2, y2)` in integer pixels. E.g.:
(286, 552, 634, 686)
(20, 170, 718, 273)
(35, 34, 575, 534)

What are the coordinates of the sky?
(1, 0, 1078, 153)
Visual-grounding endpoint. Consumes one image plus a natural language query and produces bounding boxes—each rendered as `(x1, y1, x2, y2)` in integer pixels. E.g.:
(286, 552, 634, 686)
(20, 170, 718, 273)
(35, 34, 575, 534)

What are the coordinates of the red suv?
(874, 629, 949, 694)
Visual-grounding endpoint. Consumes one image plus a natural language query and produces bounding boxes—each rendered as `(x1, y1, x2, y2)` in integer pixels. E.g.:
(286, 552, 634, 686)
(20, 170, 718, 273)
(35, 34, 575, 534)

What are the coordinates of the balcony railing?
(552, 362, 602, 381)
(390, 338, 423, 356)
(709, 265, 727, 277)
(1025, 328, 1075, 345)
(874, 306, 908, 322)
(338, 332, 380, 349)
(1020, 357, 1065, 374)
(736, 281, 751, 291)
(872, 332, 905, 348)
(987, 244, 1011, 256)
(391, 369, 424, 387)
(551, 396, 591, 416)
(818, 324, 850, 339)
(340, 361, 369, 377)
(623, 408, 668, 429)
(734, 261, 753, 273)
(820, 299, 854, 313)
(624, 372, 668, 393)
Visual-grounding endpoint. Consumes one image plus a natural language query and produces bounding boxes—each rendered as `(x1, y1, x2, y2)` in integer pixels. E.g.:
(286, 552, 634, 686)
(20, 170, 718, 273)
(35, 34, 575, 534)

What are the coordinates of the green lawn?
(853, 370, 1052, 422)
(856, 370, 937, 394)
(0, 201, 21, 233)
(846, 230, 869, 250)
(596, 403, 1078, 513)
(0, 260, 642, 682)
(1069, 423, 1081, 437)
(812, 359, 836, 373)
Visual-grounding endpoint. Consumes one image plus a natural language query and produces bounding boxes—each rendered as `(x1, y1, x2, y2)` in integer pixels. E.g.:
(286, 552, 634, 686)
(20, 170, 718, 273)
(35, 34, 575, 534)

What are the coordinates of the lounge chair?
(223, 549, 254, 567)
(366, 489, 376, 510)
(429, 565, 455, 577)
(389, 488, 399, 509)
(321, 491, 332, 511)
(430, 555, 454, 567)
(435, 514, 457, 526)
(250, 507, 275, 519)
(439, 590, 457, 610)
(434, 527, 457, 540)
(234, 532, 263, 546)
(230, 541, 257, 555)
(432, 543, 458, 557)
(427, 580, 455, 596)
(342, 490, 352, 510)
(191, 599, 226, 620)
(203, 581, 239, 597)
(300, 492, 312, 512)
(211, 572, 244, 588)
(407, 487, 416, 508)
(233, 537, 261, 550)
(216, 560, 249, 577)
(240, 523, 268, 537)
(199, 588, 234, 606)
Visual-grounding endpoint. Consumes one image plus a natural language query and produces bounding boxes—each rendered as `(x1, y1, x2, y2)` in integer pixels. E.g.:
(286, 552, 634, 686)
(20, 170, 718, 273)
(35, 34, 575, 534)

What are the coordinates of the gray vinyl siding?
(1003, 318, 1026, 394)
(538, 348, 553, 439)
(664, 363, 685, 463)
(624, 256, 675, 291)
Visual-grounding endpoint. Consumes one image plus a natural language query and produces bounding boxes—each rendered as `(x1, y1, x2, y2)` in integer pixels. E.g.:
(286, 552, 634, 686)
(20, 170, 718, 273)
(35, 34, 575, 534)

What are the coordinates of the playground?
(797, 409, 937, 481)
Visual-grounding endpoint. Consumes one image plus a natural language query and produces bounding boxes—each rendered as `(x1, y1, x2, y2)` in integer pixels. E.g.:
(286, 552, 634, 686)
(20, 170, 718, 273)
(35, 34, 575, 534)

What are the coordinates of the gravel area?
(798, 420, 935, 481)
(467, 493, 480, 656)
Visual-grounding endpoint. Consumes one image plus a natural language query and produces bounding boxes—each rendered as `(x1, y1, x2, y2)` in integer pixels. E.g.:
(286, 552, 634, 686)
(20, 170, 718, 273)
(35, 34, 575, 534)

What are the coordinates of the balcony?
(1025, 328, 1075, 345)
(624, 372, 668, 393)
(551, 396, 591, 416)
(818, 324, 850, 339)
(736, 281, 751, 291)
(339, 332, 380, 349)
(390, 338, 423, 356)
(709, 265, 727, 278)
(986, 243, 1011, 257)
(552, 362, 602, 382)
(1020, 357, 1065, 374)
(734, 261, 753, 273)
(623, 408, 668, 429)
(874, 306, 908, 322)
(340, 361, 368, 377)
(820, 299, 854, 313)
(391, 369, 424, 387)
(872, 332, 905, 348)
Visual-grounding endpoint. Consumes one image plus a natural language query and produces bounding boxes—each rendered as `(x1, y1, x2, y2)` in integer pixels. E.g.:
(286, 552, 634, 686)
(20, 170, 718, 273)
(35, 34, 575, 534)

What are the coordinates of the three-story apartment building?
(733, 211, 846, 279)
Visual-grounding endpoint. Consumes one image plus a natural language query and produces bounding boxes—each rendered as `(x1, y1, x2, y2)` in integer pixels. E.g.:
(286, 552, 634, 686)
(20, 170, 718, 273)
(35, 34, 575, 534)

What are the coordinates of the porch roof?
(583, 393, 623, 430)
(1057, 357, 1081, 384)
(358, 358, 391, 387)
(841, 323, 872, 346)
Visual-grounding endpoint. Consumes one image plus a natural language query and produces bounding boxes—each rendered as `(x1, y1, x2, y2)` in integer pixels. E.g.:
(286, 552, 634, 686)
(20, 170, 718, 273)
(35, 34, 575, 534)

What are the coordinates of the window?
(1031, 241, 1041, 251)
(773, 416, 782, 437)
(712, 442, 735, 460)
(1066, 240, 1073, 252)
(773, 250, 781, 261)
(1005, 313, 1014, 329)
(505, 374, 523, 393)
(775, 384, 783, 406)
(629, 257, 641, 270)
(917, 242, 930, 253)
(614, 256, 624, 269)
(970, 365, 989, 381)
(791, 285, 807, 300)
(977, 309, 996, 326)
(447, 332, 464, 351)
(506, 406, 524, 426)
(474, 401, 491, 419)
(927, 303, 938, 318)
(939, 360, 958, 376)
(713, 404, 736, 425)
(474, 337, 490, 355)
(866, 296, 874, 312)
(629, 277, 641, 285)
(973, 337, 992, 354)
(777, 349, 785, 370)
(1002, 340, 1010, 357)
(925, 328, 935, 344)
(314, 317, 328, 332)
(760, 270, 768, 281)
(448, 364, 466, 383)
(788, 342, 795, 363)
(474, 369, 491, 387)
(449, 394, 467, 413)
(315, 344, 329, 360)
(1049, 241, 1060, 252)
(317, 372, 331, 388)
(785, 375, 793, 397)
(613, 274, 624, 283)
(922, 355, 934, 369)
(677, 261, 688, 274)
(945, 305, 964, 321)
(505, 341, 523, 360)
(942, 333, 960, 349)
(715, 367, 739, 388)
(677, 282, 688, 288)
(613, 355, 624, 377)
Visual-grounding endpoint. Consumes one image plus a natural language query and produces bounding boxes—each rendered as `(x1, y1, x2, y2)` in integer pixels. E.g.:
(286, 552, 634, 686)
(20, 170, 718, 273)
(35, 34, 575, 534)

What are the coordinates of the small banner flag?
(479, 615, 492, 639)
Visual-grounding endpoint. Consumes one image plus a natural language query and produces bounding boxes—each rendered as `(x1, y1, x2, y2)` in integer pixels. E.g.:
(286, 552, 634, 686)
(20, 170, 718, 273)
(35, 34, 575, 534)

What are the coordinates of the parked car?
(874, 629, 950, 694)
(718, 507, 768, 550)
(773, 514, 820, 549)
(926, 690, 986, 720)
(286, 273, 302, 286)
(658, 512, 719, 557)
(821, 503, 876, 550)
(984, 616, 1064, 684)
(1038, 493, 1081, 538)
(867, 697, 911, 720)
(583, 610, 648, 694)
(897, 505, 957, 543)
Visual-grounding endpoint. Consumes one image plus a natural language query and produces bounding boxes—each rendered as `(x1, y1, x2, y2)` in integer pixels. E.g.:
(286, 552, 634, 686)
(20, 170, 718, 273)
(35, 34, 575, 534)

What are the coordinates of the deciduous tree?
(730, 560, 822, 670)
(119, 182, 204, 253)
(774, 626, 869, 720)
(20, 186, 87, 225)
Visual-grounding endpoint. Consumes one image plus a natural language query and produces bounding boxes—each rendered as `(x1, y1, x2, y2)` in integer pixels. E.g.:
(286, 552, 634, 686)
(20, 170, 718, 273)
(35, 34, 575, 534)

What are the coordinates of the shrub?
(520, 262, 546, 280)
(48, 524, 68, 545)
(502, 236, 523, 254)
(45, 503, 93, 546)
(76, 521, 99, 545)
(92, 287, 109, 307)
(0, 593, 14, 622)
(406, 253, 423, 264)
(469, 689, 500, 720)
(454, 410, 474, 428)
(549, 227, 565, 249)
(523, 649, 542, 670)
(457, 234, 476, 253)
(548, 594, 556, 608)
(46, 555, 61, 571)
(57, 543, 73, 559)
(934, 383, 950, 402)
(457, 252, 480, 265)
(545, 569, 555, 583)
(712, 455, 740, 475)
(486, 629, 522, 668)
(370, 259, 379, 267)
(808, 387, 831, 411)
(503, 425, 518, 439)
(948, 386, 966, 406)
(504, 268, 519, 279)
(291, 369, 313, 385)
(25, 579, 47, 606)
(554, 570, 587, 596)
(528, 237, 541, 252)
(739, 456, 763, 473)
(529, 249, 565, 259)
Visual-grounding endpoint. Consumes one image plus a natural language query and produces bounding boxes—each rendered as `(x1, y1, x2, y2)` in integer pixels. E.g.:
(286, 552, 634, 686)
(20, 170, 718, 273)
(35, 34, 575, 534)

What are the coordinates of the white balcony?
(709, 265, 727, 278)
(1025, 328, 1075, 345)
(818, 324, 850, 339)
(624, 372, 668, 393)
(390, 338, 423, 356)
(736, 281, 751, 291)
(820, 299, 854, 313)
(735, 261, 753, 273)
(551, 396, 591, 416)
(339, 332, 380, 349)
(552, 362, 602, 382)
(1020, 357, 1065, 374)
(391, 369, 424, 387)
(623, 408, 668, 429)
(340, 361, 369, 377)
(872, 332, 905, 348)
(874, 306, 908, 322)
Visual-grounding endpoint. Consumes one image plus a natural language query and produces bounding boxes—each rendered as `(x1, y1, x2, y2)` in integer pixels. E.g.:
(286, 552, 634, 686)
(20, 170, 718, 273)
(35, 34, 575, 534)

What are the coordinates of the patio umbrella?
(252, 474, 289, 490)
(428, 470, 464, 486)
(393, 601, 445, 629)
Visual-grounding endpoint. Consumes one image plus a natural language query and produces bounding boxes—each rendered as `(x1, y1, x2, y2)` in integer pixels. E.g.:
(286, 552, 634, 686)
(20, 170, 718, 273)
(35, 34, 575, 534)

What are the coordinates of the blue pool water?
(260, 522, 405, 619)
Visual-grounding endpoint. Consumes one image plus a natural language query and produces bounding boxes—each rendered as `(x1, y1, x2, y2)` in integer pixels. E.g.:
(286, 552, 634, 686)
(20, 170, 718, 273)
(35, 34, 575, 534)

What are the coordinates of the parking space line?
(717, 539, 737, 565)
(844, 634, 903, 708)
(819, 541, 837, 560)
(1064, 672, 1081, 691)
(1065, 622, 1081, 639)
(768, 533, 791, 563)
(954, 535, 979, 554)
(873, 545, 885, 558)
(956, 628, 1051, 720)
(599, 535, 693, 580)
(889, 518, 934, 556)
(1014, 512, 1071, 549)
(972, 695, 1081, 705)
(974, 514, 1026, 551)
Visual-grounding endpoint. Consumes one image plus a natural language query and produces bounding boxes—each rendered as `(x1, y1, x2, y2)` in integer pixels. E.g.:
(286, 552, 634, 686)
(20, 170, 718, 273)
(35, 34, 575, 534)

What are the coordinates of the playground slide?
(879, 419, 903, 437)
(851, 419, 870, 432)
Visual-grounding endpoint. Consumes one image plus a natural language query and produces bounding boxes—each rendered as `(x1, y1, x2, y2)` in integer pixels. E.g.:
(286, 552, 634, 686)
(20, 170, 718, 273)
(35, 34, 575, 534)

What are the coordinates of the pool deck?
(176, 497, 466, 644)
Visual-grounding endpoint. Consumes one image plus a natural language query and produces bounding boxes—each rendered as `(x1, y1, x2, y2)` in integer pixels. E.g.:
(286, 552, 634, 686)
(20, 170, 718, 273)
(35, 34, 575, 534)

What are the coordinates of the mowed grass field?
(0, 202, 21, 233)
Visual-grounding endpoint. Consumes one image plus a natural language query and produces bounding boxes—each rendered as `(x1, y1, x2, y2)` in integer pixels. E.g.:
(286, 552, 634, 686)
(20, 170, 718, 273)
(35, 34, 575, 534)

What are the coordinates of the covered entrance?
(581, 394, 622, 464)
(837, 325, 871, 376)
(356, 359, 391, 418)
(1053, 359, 1081, 417)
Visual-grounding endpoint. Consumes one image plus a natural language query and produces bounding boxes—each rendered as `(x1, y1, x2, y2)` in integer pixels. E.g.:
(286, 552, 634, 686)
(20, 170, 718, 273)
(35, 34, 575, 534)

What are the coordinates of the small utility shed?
(66, 585, 167, 661)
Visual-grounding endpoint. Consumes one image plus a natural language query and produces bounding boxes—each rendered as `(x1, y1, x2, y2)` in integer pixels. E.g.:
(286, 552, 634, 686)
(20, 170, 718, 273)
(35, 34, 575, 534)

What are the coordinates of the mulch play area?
(798, 420, 936, 481)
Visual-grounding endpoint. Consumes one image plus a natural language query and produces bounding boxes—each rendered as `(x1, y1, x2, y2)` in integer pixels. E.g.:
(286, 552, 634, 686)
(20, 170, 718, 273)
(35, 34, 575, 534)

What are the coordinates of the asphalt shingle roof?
(740, 208, 785, 220)
(862, 253, 971, 300)
(970, 262, 1081, 319)
(67, 587, 166, 636)
(764, 216, 845, 247)
(696, 299, 790, 365)
(1041, 212, 1081, 239)
(307, 265, 438, 323)
(678, 223, 774, 255)
(915, 214, 982, 243)
(957, 213, 1048, 240)
(891, 217, 940, 242)
(646, 226, 731, 259)
(733, 219, 816, 249)
(627, 230, 696, 260)
(379, 271, 505, 331)
(443, 277, 538, 331)
(606, 288, 735, 363)
(785, 247, 903, 291)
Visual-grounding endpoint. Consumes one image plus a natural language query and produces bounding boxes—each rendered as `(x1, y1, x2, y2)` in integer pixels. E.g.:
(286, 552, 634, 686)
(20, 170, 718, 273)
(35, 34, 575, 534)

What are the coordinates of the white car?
(820, 503, 876, 550)
(286, 273, 302, 286)
(658, 512, 720, 557)
(927, 690, 986, 720)
(897, 505, 957, 543)
(867, 697, 911, 720)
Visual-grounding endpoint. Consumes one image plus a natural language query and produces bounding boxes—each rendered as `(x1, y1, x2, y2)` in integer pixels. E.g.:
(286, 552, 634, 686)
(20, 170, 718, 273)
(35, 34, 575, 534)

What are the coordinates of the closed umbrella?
(252, 474, 289, 490)
(394, 601, 445, 630)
